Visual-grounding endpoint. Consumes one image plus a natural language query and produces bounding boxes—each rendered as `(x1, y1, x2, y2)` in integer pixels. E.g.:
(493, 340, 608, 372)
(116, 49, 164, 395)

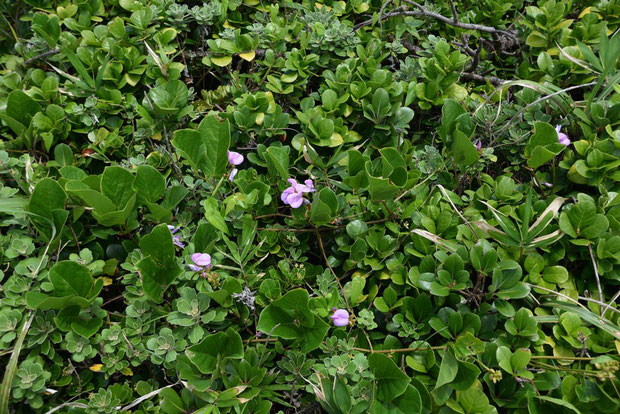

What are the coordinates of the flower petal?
(281, 187, 294, 203)
(192, 253, 211, 266)
(287, 192, 304, 208)
(227, 150, 244, 166)
(330, 309, 349, 326)
(173, 236, 185, 248)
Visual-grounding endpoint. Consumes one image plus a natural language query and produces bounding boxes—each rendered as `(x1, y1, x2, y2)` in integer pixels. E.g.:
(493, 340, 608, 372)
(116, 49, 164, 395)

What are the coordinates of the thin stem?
(578, 296, 620, 316)
(588, 244, 604, 315)
(315, 228, 351, 312)
(602, 290, 620, 318)
(530, 355, 594, 361)
(351, 346, 446, 354)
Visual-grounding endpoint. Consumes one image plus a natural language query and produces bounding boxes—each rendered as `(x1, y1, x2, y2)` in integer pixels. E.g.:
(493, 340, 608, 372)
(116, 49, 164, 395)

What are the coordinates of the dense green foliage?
(1, 0, 620, 413)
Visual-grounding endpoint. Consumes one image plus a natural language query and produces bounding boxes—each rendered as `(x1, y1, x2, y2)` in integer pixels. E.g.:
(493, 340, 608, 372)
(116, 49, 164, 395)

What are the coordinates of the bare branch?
(448, 0, 459, 23)
(24, 48, 59, 65)
(459, 71, 504, 86)
(355, 1, 516, 40)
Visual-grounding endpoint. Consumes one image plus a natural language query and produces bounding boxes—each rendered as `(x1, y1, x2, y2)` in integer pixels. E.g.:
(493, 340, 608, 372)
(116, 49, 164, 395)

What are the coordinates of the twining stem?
(315, 228, 352, 312)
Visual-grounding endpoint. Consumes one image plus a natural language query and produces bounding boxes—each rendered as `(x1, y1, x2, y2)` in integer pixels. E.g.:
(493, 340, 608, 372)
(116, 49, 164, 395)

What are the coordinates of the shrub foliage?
(1, 0, 620, 413)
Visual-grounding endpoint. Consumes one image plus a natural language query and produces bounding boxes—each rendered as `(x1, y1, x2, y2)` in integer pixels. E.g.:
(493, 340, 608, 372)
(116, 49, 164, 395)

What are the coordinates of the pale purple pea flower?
(189, 253, 211, 277)
(281, 178, 315, 209)
(330, 308, 349, 327)
(227, 151, 243, 182)
(556, 125, 570, 146)
(167, 225, 185, 248)
(228, 150, 244, 165)
(475, 140, 482, 151)
(229, 168, 238, 182)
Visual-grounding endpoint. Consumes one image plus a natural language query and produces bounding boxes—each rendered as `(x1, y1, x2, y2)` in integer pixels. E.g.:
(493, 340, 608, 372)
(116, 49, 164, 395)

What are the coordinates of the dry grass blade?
(527, 197, 566, 234)
(530, 229, 564, 246)
(436, 184, 477, 237)
(472, 220, 505, 235)
(44, 402, 88, 414)
(412, 229, 458, 252)
(118, 383, 177, 411)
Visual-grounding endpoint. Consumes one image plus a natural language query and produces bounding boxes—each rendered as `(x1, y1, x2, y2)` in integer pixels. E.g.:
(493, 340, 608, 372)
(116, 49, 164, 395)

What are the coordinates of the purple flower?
(228, 150, 244, 166)
(189, 253, 211, 277)
(168, 225, 185, 248)
(281, 178, 316, 209)
(229, 168, 238, 182)
(474, 140, 482, 151)
(556, 125, 570, 146)
(330, 308, 349, 327)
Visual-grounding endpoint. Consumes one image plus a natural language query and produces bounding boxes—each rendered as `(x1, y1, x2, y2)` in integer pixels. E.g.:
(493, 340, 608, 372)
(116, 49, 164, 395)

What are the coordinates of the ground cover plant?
(0, 0, 619, 412)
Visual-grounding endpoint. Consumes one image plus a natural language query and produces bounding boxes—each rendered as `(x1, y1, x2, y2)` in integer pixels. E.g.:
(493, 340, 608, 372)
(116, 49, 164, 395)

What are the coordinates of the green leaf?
(186, 328, 243, 374)
(511, 348, 531, 371)
(332, 376, 352, 413)
(137, 224, 183, 302)
(310, 187, 338, 226)
(368, 353, 410, 401)
(457, 385, 490, 414)
(451, 361, 480, 391)
(65, 180, 116, 214)
(101, 166, 136, 209)
(172, 115, 231, 177)
(49, 261, 93, 298)
(0, 197, 27, 215)
(534, 396, 580, 413)
(28, 178, 68, 242)
(526, 31, 548, 48)
(133, 165, 165, 204)
(525, 122, 565, 169)
(435, 348, 459, 389)
(203, 197, 229, 235)
(159, 388, 185, 414)
(542, 266, 569, 284)
(541, 301, 620, 340)
(256, 289, 329, 352)
(59, 46, 94, 89)
(372, 384, 422, 414)
(5, 90, 42, 125)
(264, 145, 290, 179)
(71, 317, 103, 338)
(25, 292, 90, 310)
(193, 222, 220, 253)
(453, 129, 479, 167)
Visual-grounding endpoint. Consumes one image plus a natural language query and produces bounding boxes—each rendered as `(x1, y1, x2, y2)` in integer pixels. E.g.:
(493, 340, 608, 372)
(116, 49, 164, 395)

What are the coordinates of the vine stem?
(352, 346, 446, 353)
(315, 228, 352, 313)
